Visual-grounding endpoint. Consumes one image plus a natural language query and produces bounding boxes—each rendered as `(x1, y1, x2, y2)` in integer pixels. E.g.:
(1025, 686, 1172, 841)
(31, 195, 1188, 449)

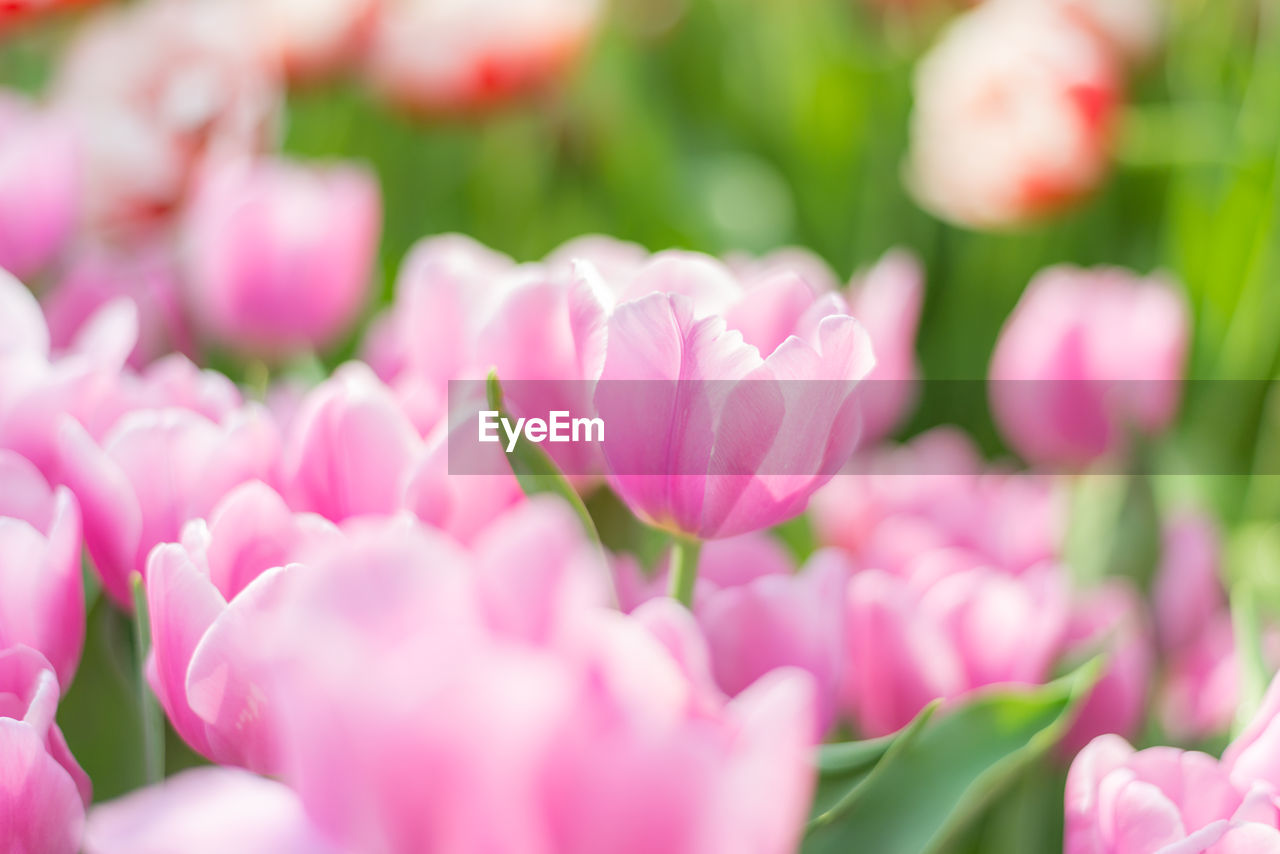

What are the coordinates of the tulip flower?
(1066, 674, 1280, 852)
(57, 404, 280, 608)
(365, 0, 604, 114)
(843, 563, 1069, 737)
(594, 252, 875, 543)
(42, 240, 193, 369)
(0, 646, 91, 854)
(989, 266, 1189, 468)
(0, 451, 84, 689)
(908, 2, 1121, 229)
(0, 92, 79, 281)
(251, 507, 815, 854)
(281, 362, 422, 522)
(183, 157, 381, 357)
(614, 533, 846, 738)
(84, 767, 338, 854)
(146, 482, 338, 772)
(53, 0, 280, 237)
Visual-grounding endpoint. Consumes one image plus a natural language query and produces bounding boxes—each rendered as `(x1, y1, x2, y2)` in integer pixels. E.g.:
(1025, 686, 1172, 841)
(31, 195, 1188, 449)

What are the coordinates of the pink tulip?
(1067, 674, 1280, 854)
(281, 362, 422, 522)
(843, 563, 1069, 737)
(146, 482, 337, 771)
(0, 646, 91, 854)
(365, 0, 604, 114)
(57, 404, 280, 608)
(53, 0, 279, 238)
(0, 92, 79, 281)
(1059, 581, 1153, 757)
(810, 427, 1065, 575)
(84, 767, 338, 854)
(908, 2, 1121, 229)
(402, 426, 525, 545)
(614, 533, 845, 737)
(1154, 512, 1226, 654)
(42, 240, 194, 369)
(1065, 735, 1280, 854)
(255, 507, 815, 854)
(0, 451, 84, 689)
(183, 157, 381, 356)
(846, 249, 925, 443)
(595, 252, 875, 539)
(990, 266, 1189, 468)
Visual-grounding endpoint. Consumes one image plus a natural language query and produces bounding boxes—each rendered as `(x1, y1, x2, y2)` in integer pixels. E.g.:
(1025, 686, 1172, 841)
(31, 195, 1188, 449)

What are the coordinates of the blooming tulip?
(84, 767, 337, 854)
(53, 0, 279, 237)
(842, 563, 1069, 737)
(1066, 673, 1280, 853)
(365, 0, 604, 114)
(0, 92, 79, 281)
(594, 252, 875, 539)
(183, 157, 381, 356)
(146, 482, 337, 771)
(57, 404, 280, 607)
(989, 266, 1189, 468)
(908, 2, 1121, 229)
(256, 511, 815, 854)
(281, 362, 422, 522)
(0, 451, 84, 689)
(0, 646, 91, 854)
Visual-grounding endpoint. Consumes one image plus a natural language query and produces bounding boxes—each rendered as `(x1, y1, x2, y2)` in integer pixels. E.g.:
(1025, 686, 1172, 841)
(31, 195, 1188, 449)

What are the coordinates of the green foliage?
(804, 660, 1099, 854)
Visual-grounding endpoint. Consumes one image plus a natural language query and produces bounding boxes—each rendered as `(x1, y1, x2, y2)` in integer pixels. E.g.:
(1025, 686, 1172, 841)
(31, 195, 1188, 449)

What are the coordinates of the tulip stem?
(130, 573, 165, 784)
(668, 536, 703, 608)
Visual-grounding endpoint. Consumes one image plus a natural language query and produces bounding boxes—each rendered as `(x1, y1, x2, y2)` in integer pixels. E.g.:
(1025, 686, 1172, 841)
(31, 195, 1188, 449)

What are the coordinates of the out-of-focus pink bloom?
(0, 646, 91, 854)
(282, 363, 422, 522)
(908, 3, 1121, 229)
(614, 533, 845, 737)
(366, 0, 604, 114)
(595, 252, 875, 539)
(1152, 512, 1280, 741)
(146, 482, 337, 771)
(57, 405, 280, 608)
(84, 767, 338, 854)
(843, 563, 1069, 737)
(847, 249, 925, 443)
(183, 157, 381, 357)
(53, 0, 279, 238)
(252, 504, 815, 854)
(0, 92, 78, 281)
(402, 426, 525, 545)
(236, 0, 379, 81)
(43, 240, 194, 368)
(989, 266, 1189, 468)
(1068, 676, 1280, 853)
(0, 451, 84, 689)
(810, 428, 1065, 576)
(1059, 581, 1153, 757)
(1065, 734, 1280, 854)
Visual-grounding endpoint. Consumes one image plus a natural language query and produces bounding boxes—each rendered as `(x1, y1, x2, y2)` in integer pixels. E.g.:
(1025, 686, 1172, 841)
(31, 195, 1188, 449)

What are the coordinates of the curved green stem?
(130, 573, 165, 784)
(668, 536, 703, 608)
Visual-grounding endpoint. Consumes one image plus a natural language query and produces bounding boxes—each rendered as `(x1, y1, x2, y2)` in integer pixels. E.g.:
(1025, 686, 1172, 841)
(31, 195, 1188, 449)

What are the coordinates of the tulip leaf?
(803, 659, 1100, 854)
(486, 371, 600, 545)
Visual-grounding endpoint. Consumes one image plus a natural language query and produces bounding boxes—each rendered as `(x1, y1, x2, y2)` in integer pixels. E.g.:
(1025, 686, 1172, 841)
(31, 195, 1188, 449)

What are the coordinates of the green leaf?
(485, 371, 600, 546)
(809, 701, 940, 819)
(803, 660, 1100, 854)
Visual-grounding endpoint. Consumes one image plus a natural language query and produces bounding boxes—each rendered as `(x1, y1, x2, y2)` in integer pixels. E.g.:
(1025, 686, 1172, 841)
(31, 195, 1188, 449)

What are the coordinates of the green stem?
(667, 536, 703, 608)
(130, 573, 165, 784)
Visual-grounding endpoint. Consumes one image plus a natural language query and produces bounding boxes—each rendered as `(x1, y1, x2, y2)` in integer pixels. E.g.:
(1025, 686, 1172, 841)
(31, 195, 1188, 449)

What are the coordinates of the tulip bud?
(0, 92, 79, 281)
